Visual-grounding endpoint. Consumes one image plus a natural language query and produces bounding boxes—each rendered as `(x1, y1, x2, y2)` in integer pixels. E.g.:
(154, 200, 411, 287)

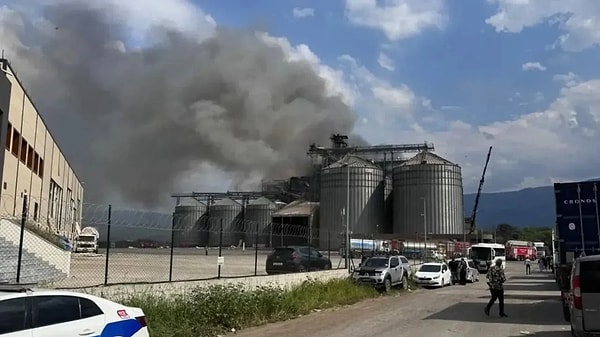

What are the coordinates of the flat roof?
(0, 58, 83, 184)
(272, 200, 319, 217)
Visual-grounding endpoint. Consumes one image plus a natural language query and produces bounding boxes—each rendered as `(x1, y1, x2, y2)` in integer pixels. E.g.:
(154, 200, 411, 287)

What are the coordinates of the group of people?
(448, 257, 469, 285)
(524, 255, 554, 275)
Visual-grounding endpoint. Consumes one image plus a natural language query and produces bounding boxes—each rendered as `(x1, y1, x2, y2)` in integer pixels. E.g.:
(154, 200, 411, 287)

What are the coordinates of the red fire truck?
(506, 240, 536, 260)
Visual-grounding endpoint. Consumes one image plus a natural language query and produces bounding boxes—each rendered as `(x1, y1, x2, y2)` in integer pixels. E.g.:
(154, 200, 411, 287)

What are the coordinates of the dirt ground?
(232, 261, 571, 337)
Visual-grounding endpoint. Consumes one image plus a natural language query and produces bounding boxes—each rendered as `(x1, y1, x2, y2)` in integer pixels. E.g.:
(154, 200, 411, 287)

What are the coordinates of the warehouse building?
(0, 58, 83, 236)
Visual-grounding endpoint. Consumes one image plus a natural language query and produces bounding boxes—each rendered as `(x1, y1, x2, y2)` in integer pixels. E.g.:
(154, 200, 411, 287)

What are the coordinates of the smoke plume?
(0, 2, 361, 207)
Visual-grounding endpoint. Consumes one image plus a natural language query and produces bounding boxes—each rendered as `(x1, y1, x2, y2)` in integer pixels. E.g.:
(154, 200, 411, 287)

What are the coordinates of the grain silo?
(319, 155, 385, 250)
(173, 202, 206, 247)
(245, 197, 279, 247)
(392, 151, 464, 237)
(208, 198, 243, 247)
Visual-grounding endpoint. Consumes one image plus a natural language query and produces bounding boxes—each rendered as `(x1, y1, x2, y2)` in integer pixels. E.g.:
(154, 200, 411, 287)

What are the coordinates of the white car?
(0, 283, 149, 337)
(414, 262, 452, 287)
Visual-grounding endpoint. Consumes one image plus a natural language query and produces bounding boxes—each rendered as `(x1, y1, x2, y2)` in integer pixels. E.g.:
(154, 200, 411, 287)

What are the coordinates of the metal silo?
(173, 202, 206, 247)
(208, 198, 243, 247)
(384, 175, 393, 233)
(319, 155, 385, 250)
(392, 151, 464, 237)
(245, 197, 279, 247)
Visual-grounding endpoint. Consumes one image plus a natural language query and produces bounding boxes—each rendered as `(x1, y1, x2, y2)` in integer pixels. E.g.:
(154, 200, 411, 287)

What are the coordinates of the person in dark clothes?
(459, 258, 468, 285)
(485, 259, 508, 317)
(449, 259, 458, 284)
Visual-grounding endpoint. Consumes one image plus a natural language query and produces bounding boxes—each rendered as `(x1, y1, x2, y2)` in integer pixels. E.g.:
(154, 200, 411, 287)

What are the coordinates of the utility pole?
(422, 197, 427, 262)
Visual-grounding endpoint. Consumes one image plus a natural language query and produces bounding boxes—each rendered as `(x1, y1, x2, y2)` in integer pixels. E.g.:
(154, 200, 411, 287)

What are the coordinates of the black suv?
(266, 246, 332, 274)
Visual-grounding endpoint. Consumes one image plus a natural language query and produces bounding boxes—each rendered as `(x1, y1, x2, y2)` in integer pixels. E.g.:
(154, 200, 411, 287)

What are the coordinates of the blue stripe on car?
(99, 319, 143, 337)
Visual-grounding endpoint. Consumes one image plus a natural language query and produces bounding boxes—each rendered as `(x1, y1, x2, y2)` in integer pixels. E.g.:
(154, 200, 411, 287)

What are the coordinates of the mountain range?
(463, 185, 555, 229)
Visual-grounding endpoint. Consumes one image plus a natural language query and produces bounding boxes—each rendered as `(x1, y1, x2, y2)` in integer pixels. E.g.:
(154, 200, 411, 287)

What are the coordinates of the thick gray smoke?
(0, 2, 363, 207)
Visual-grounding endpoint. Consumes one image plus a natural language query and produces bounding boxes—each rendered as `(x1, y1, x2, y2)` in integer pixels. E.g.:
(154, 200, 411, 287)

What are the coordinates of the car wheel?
(298, 265, 308, 273)
(324, 262, 332, 270)
(384, 277, 392, 292)
(402, 274, 409, 290)
(441, 278, 445, 287)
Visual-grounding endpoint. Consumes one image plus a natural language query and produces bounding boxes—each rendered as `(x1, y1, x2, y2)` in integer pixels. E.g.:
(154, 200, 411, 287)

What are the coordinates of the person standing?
(485, 259, 508, 317)
(459, 258, 468, 285)
(538, 258, 544, 272)
(524, 257, 531, 275)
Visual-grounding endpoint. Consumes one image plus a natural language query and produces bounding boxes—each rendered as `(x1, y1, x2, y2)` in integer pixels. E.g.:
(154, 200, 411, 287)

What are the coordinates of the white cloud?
(486, 0, 600, 51)
(292, 7, 315, 18)
(521, 62, 546, 71)
(344, 0, 446, 40)
(367, 79, 600, 192)
(553, 72, 580, 87)
(377, 52, 395, 71)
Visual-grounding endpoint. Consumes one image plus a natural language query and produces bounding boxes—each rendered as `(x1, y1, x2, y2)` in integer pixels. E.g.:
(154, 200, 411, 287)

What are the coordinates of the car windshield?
(470, 247, 491, 260)
(419, 265, 441, 273)
(364, 258, 388, 268)
(78, 236, 96, 242)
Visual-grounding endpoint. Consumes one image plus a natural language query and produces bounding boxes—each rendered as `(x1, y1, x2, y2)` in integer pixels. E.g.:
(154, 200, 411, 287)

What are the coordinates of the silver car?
(352, 255, 411, 292)
(569, 255, 600, 337)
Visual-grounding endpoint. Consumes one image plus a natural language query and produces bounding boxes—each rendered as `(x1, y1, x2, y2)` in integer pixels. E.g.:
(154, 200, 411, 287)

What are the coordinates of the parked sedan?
(414, 262, 453, 287)
(266, 246, 332, 274)
(0, 283, 149, 337)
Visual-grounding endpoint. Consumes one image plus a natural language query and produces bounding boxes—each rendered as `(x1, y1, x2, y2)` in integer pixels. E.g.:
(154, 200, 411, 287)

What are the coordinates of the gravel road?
(232, 261, 571, 337)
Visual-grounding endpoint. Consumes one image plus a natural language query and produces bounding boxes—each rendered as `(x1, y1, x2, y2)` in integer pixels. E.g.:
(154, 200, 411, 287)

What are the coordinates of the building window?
(38, 158, 44, 178)
(11, 130, 19, 156)
(33, 202, 38, 221)
(19, 139, 27, 163)
(26, 146, 33, 170)
(33, 153, 39, 175)
(5, 123, 11, 150)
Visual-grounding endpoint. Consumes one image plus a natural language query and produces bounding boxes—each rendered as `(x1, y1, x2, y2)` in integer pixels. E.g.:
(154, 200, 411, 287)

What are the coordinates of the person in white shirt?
(524, 258, 531, 275)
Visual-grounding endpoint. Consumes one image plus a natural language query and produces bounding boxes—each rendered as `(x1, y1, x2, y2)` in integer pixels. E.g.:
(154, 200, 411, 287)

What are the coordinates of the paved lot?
(51, 248, 397, 288)
(232, 261, 571, 337)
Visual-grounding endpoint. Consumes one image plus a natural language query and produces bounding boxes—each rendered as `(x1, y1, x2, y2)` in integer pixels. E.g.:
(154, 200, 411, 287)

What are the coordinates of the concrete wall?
(0, 219, 71, 276)
(78, 269, 350, 301)
(0, 60, 83, 237)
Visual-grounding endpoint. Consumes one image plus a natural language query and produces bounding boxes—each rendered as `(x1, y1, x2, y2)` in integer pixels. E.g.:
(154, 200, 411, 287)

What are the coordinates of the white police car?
(0, 283, 149, 336)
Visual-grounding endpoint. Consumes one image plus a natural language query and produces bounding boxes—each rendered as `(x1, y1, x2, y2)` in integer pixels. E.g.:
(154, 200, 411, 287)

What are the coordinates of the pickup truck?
(352, 254, 411, 292)
(554, 181, 600, 321)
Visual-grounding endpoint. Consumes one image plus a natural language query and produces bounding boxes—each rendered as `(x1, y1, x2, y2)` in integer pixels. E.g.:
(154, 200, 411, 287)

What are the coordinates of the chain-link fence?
(0, 194, 473, 288)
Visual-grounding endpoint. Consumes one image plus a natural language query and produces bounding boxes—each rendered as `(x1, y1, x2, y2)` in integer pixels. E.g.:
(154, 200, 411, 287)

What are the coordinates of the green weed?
(124, 277, 403, 337)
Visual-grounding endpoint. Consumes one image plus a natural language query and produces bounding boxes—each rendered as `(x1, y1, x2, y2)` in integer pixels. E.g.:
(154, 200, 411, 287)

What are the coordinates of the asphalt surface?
(232, 261, 571, 337)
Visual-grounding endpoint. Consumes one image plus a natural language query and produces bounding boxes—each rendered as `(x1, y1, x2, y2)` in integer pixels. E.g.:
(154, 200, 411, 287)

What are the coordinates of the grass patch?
(124, 278, 404, 337)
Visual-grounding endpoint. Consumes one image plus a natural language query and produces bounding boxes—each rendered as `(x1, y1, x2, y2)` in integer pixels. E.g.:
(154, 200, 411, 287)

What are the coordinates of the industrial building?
(0, 58, 84, 236)
(172, 133, 474, 250)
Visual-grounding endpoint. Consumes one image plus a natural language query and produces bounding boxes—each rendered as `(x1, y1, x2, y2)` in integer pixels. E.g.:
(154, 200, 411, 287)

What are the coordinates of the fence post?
(218, 218, 223, 279)
(104, 205, 112, 286)
(327, 231, 331, 261)
(168, 212, 175, 282)
(16, 194, 28, 283)
(254, 222, 259, 276)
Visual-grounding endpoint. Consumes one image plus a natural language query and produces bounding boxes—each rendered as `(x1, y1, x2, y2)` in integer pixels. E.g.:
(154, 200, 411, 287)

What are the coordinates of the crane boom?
(468, 146, 493, 234)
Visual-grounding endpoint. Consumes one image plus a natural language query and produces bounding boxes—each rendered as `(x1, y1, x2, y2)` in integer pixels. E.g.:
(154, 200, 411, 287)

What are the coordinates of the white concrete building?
(0, 58, 83, 236)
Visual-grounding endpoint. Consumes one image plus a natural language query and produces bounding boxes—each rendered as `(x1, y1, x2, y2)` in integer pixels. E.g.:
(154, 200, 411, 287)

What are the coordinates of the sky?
(2, 0, 600, 204)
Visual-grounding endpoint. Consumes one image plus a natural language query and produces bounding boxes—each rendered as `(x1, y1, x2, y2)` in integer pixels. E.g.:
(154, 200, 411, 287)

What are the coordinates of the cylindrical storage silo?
(245, 197, 279, 247)
(392, 151, 464, 237)
(319, 155, 385, 250)
(173, 203, 206, 247)
(384, 174, 393, 233)
(208, 198, 243, 247)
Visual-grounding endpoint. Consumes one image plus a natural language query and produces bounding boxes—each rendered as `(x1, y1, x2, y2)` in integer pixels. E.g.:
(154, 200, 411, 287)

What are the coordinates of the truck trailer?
(554, 181, 600, 321)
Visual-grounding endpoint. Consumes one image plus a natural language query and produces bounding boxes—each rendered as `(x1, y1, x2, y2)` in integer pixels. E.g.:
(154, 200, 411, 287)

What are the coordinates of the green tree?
(495, 223, 520, 243)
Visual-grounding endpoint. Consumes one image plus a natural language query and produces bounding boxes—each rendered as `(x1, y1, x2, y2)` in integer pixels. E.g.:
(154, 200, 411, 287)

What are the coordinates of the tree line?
(489, 224, 552, 247)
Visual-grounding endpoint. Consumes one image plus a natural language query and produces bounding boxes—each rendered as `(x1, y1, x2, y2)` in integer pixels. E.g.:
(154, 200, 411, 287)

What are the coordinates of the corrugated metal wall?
(173, 204, 206, 247)
(319, 155, 385, 250)
(245, 197, 278, 247)
(393, 155, 464, 236)
(207, 198, 243, 247)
